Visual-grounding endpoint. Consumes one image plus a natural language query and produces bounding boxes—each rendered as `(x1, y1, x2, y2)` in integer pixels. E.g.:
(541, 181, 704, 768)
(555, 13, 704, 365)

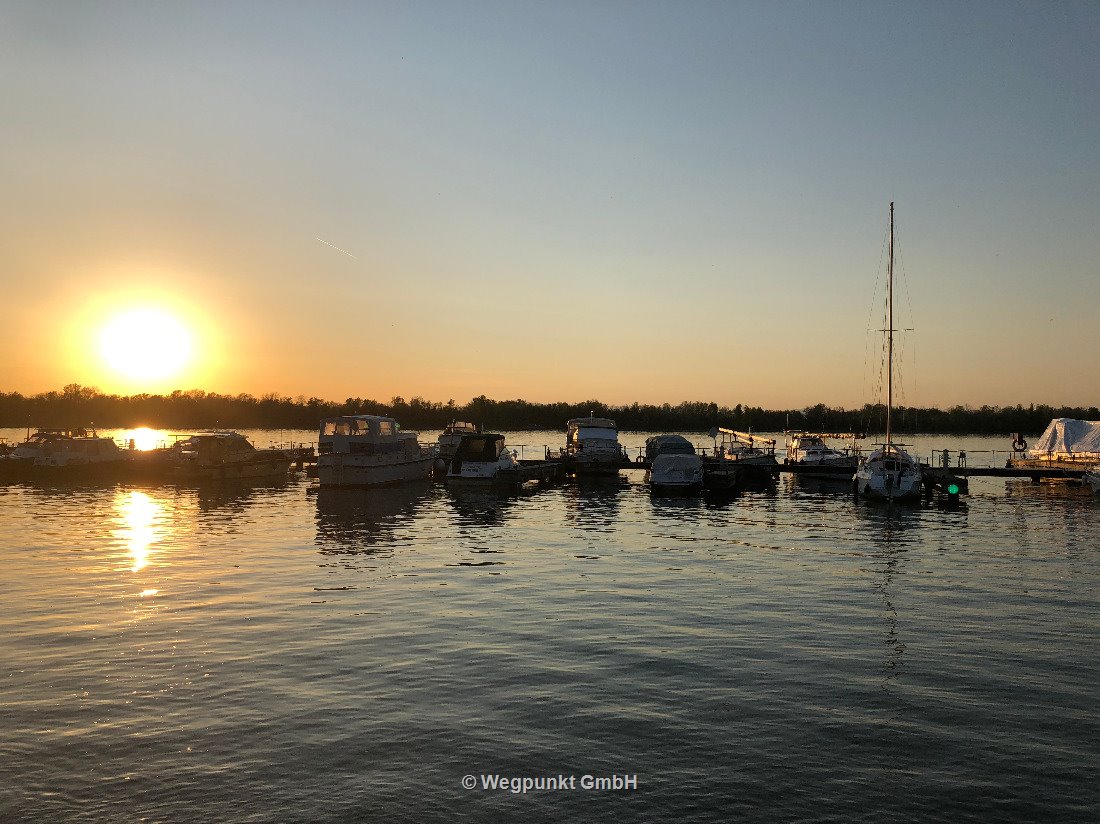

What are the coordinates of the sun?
(99, 307, 193, 382)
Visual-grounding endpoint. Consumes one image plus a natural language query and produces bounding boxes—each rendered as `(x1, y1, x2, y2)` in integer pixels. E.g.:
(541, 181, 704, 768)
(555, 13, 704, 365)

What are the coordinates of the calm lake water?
(1, 429, 1097, 822)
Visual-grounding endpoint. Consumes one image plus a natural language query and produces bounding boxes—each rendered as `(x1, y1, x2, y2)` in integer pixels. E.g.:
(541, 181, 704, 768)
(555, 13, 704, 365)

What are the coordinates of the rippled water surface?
(2, 431, 1097, 822)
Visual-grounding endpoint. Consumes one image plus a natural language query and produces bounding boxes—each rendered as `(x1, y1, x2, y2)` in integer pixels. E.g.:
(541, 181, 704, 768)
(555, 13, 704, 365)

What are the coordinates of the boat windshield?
(455, 436, 505, 461)
(576, 427, 617, 441)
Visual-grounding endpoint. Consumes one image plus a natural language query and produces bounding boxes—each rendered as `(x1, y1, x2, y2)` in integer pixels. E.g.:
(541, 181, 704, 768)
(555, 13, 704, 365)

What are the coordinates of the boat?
(446, 432, 520, 486)
(435, 421, 480, 474)
(711, 429, 779, 467)
(563, 416, 626, 476)
(1085, 468, 1100, 494)
(645, 435, 703, 493)
(785, 432, 861, 476)
(168, 431, 293, 481)
(316, 414, 436, 488)
(0, 428, 126, 481)
(853, 203, 923, 502)
(1008, 419, 1100, 472)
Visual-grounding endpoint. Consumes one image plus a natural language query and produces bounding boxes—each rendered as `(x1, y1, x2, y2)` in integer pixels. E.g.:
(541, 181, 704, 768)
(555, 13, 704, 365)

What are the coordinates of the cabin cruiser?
(0, 428, 125, 480)
(564, 416, 626, 475)
(645, 435, 703, 493)
(317, 415, 435, 487)
(446, 433, 519, 486)
(169, 431, 292, 481)
(785, 432, 860, 476)
(436, 421, 480, 474)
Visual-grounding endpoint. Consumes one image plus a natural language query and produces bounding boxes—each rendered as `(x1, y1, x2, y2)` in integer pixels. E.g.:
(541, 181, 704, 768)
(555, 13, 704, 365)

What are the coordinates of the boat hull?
(318, 454, 434, 487)
(853, 467, 923, 501)
(789, 457, 858, 479)
(172, 456, 292, 482)
(649, 454, 704, 493)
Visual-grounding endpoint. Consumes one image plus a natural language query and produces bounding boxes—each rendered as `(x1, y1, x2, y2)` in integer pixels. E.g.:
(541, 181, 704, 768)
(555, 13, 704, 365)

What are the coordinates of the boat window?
(378, 421, 394, 436)
(322, 422, 336, 436)
(355, 419, 373, 434)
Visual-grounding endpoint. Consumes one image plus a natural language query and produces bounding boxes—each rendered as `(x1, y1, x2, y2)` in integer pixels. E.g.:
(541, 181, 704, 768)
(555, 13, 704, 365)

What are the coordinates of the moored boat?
(645, 434, 703, 493)
(853, 203, 922, 502)
(317, 415, 435, 488)
(1008, 419, 1100, 472)
(446, 433, 519, 486)
(1084, 468, 1100, 494)
(0, 428, 127, 482)
(435, 421, 480, 475)
(168, 431, 292, 481)
(785, 432, 860, 477)
(563, 416, 626, 476)
(712, 429, 778, 467)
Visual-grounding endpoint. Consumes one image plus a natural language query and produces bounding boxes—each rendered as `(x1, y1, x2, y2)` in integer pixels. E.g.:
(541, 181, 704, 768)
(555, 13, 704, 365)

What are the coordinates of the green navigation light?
(947, 484, 960, 495)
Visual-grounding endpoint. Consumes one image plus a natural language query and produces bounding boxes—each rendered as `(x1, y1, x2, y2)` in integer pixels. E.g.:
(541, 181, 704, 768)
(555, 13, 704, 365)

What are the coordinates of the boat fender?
(1012, 437, 1027, 451)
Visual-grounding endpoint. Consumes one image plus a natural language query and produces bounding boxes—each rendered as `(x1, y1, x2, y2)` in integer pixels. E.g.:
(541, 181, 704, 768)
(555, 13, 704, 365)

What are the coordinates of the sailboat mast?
(886, 201, 894, 448)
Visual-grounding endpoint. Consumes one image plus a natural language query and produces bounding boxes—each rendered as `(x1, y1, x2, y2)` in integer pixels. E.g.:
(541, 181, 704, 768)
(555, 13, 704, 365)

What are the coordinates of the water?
(1, 430, 1097, 822)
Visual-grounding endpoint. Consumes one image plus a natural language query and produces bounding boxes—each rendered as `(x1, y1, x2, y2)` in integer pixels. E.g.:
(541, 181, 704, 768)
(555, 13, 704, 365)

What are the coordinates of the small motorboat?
(645, 434, 703, 494)
(446, 433, 519, 486)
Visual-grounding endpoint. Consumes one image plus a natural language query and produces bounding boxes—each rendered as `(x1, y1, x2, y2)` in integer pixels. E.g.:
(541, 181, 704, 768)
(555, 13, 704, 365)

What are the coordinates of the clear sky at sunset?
(2, 1, 1097, 408)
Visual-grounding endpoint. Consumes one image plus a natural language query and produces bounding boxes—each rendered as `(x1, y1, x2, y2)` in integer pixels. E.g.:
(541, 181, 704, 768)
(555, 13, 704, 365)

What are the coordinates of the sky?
(1, 1, 1097, 409)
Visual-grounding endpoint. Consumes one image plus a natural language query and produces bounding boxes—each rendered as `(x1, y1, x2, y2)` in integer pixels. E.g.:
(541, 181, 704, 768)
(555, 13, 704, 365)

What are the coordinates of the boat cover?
(1029, 418, 1100, 458)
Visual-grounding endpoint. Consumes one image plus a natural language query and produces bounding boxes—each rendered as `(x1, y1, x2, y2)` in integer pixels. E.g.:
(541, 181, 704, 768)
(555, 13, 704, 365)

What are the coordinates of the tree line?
(0, 385, 1095, 436)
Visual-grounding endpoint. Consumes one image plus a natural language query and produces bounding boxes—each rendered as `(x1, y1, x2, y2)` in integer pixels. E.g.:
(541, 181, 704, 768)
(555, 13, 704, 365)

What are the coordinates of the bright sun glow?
(99, 308, 192, 382)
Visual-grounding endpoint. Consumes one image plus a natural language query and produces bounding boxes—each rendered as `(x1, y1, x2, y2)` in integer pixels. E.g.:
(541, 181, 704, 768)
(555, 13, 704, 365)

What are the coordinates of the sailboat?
(853, 203, 923, 501)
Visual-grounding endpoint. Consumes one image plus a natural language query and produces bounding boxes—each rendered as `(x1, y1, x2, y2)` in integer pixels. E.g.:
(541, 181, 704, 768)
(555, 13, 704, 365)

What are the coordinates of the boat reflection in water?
(445, 485, 516, 528)
(562, 475, 626, 533)
(314, 481, 431, 554)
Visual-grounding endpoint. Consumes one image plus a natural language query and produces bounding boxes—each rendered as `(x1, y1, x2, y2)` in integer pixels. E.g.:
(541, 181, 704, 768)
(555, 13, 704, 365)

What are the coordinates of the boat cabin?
(318, 415, 420, 457)
(645, 434, 696, 462)
(177, 432, 256, 460)
(453, 433, 508, 463)
(566, 417, 619, 448)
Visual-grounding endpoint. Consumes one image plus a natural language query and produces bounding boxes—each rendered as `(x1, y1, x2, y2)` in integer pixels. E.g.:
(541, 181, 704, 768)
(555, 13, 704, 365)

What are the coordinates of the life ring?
(1012, 437, 1027, 451)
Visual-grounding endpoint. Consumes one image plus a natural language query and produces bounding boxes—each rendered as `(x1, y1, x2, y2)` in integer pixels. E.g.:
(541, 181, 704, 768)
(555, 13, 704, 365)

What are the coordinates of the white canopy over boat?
(1029, 418, 1100, 459)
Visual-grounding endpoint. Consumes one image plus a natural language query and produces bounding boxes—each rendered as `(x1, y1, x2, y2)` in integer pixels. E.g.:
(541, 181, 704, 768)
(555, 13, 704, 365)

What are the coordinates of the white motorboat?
(854, 203, 923, 502)
(564, 416, 626, 475)
(317, 415, 435, 488)
(785, 432, 860, 476)
(169, 431, 292, 481)
(446, 433, 519, 486)
(645, 435, 703, 493)
(1, 428, 126, 481)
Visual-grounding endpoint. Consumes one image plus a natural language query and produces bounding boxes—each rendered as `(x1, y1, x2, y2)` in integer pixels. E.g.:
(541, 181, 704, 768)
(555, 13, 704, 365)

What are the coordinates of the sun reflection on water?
(116, 490, 164, 572)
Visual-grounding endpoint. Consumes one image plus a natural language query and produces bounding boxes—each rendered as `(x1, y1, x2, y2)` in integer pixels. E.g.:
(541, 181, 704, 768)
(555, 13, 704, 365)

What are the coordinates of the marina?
(1, 428, 1096, 822)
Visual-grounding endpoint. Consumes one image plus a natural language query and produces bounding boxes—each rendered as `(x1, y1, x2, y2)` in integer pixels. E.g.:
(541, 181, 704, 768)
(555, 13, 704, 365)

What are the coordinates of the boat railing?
(925, 448, 1100, 469)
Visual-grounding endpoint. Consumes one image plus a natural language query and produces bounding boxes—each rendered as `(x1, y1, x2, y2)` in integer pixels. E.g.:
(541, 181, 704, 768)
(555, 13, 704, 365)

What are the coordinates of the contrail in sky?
(316, 237, 357, 259)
